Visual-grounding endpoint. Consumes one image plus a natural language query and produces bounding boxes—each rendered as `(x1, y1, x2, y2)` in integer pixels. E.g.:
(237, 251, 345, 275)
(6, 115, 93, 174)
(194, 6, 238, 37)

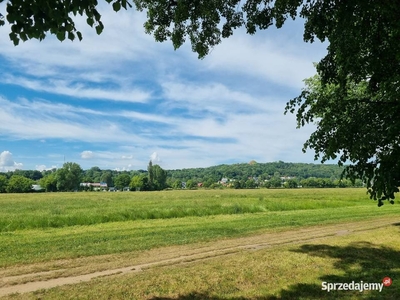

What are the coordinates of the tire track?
(1, 216, 398, 297)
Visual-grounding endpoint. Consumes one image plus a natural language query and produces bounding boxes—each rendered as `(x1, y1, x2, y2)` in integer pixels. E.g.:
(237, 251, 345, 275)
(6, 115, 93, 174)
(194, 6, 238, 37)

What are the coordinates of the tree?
(56, 162, 83, 191)
(268, 177, 282, 189)
(130, 174, 149, 191)
(186, 179, 196, 190)
(84, 166, 102, 182)
(114, 173, 131, 190)
(245, 179, 257, 189)
(147, 160, 154, 190)
(286, 74, 400, 205)
(147, 161, 167, 190)
(0, 175, 8, 193)
(101, 171, 113, 187)
(203, 178, 215, 188)
(232, 180, 242, 189)
(39, 173, 58, 192)
(284, 179, 298, 189)
(6, 175, 33, 193)
(171, 179, 182, 190)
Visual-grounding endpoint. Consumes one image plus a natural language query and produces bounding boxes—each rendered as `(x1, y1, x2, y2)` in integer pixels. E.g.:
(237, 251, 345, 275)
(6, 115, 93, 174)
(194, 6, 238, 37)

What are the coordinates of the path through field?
(1, 216, 398, 297)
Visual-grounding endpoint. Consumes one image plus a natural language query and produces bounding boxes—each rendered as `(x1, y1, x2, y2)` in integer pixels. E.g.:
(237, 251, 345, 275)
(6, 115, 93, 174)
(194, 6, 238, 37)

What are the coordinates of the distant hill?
(166, 161, 344, 182)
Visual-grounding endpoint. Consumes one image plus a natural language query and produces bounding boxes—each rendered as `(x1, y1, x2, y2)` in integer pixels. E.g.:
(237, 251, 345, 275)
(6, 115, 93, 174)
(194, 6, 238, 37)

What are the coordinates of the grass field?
(1, 188, 399, 299)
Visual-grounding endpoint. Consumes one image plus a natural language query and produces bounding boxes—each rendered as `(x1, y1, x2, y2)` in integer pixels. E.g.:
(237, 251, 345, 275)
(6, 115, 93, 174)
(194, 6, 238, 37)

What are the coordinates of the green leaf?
(68, 31, 75, 41)
(56, 31, 66, 41)
(87, 17, 94, 27)
(9, 32, 19, 45)
(76, 31, 83, 41)
(113, 1, 121, 12)
(95, 23, 104, 35)
(19, 31, 28, 41)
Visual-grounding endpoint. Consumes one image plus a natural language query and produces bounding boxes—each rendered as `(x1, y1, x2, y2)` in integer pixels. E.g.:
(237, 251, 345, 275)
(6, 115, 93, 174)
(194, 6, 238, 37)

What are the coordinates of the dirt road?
(1, 216, 398, 297)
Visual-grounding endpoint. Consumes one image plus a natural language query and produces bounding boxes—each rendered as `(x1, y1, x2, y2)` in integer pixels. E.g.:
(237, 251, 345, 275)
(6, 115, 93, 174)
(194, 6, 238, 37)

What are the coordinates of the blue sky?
(0, 4, 328, 172)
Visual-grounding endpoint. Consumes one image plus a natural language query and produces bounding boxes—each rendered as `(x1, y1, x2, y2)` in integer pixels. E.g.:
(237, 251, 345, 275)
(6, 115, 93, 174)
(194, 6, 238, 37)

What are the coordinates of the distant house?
(280, 176, 295, 181)
(31, 184, 44, 192)
(219, 178, 228, 185)
(80, 182, 108, 191)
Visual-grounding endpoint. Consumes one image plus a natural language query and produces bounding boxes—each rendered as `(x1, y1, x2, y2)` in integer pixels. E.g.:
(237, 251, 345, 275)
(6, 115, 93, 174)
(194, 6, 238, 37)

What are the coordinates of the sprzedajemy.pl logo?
(322, 277, 393, 293)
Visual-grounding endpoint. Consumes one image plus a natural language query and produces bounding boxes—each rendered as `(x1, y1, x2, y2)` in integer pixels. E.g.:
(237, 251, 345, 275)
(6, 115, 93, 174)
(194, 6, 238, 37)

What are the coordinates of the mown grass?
(1, 189, 400, 268)
(6, 225, 400, 300)
(0, 188, 386, 231)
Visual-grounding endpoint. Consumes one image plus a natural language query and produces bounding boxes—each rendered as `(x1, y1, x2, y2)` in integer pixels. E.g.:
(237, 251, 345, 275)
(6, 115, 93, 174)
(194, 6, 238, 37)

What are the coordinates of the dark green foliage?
(12, 169, 43, 181)
(185, 179, 196, 189)
(284, 179, 298, 189)
(266, 176, 282, 189)
(100, 171, 113, 187)
(167, 161, 343, 183)
(286, 75, 400, 205)
(56, 162, 83, 191)
(171, 179, 182, 189)
(39, 173, 58, 192)
(147, 161, 167, 190)
(245, 179, 257, 189)
(114, 173, 131, 190)
(0, 175, 8, 193)
(130, 174, 149, 191)
(6, 175, 33, 193)
(1, 0, 132, 45)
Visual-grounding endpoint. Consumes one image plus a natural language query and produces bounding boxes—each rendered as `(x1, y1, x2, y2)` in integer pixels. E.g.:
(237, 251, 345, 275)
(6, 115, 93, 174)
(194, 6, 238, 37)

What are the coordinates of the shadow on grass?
(262, 240, 400, 300)
(152, 238, 400, 300)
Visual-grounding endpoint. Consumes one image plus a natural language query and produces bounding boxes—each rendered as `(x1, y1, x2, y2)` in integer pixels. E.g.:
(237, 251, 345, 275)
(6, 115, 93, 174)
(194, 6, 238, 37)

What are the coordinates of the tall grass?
(1, 204, 399, 267)
(0, 189, 382, 232)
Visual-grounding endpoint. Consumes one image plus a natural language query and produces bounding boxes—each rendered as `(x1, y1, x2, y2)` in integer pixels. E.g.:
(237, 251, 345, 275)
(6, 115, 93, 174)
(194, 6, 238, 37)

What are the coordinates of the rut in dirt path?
(1, 217, 398, 297)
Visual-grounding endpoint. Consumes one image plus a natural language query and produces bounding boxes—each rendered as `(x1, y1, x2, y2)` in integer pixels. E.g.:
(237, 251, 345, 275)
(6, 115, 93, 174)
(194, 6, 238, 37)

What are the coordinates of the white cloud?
(0, 151, 14, 167)
(35, 165, 47, 171)
(0, 151, 23, 171)
(35, 164, 57, 171)
(0, 96, 147, 143)
(150, 152, 161, 164)
(81, 151, 94, 159)
(2, 75, 151, 103)
(161, 81, 271, 115)
(205, 27, 326, 89)
(121, 155, 133, 160)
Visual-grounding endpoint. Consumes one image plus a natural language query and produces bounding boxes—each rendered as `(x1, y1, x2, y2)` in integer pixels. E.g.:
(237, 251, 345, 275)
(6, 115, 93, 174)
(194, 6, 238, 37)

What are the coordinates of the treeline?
(167, 161, 344, 182)
(0, 161, 167, 193)
(0, 161, 361, 193)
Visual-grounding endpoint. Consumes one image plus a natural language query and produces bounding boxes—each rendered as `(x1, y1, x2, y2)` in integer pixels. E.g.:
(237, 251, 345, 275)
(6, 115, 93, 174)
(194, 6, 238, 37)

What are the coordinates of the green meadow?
(1, 188, 399, 267)
(1, 188, 400, 299)
(0, 188, 380, 231)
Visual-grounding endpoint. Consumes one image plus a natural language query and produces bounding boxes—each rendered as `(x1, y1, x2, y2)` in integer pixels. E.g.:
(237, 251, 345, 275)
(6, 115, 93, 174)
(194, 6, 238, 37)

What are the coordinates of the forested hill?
(166, 161, 344, 182)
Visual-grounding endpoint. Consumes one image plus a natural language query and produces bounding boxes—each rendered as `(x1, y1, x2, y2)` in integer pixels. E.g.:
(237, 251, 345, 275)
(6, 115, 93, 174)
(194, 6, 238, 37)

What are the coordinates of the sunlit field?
(0, 188, 387, 231)
(1, 188, 399, 299)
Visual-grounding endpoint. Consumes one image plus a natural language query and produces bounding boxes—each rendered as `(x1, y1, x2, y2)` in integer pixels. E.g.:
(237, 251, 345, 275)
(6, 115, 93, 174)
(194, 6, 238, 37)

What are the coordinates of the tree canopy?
(1, 0, 399, 204)
(56, 162, 83, 192)
(285, 74, 400, 206)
